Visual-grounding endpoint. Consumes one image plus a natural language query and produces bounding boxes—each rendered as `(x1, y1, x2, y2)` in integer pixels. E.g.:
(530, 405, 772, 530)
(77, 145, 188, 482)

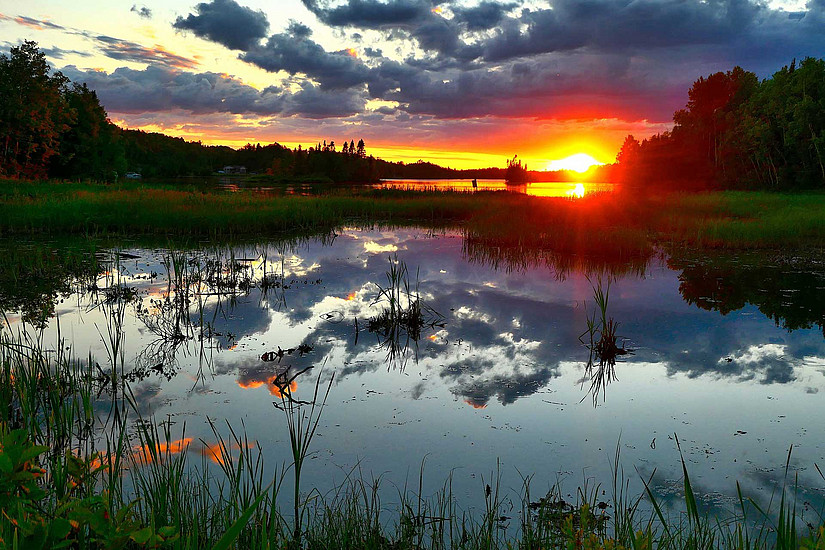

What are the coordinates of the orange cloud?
(133, 437, 193, 464)
(200, 442, 256, 466)
(269, 379, 297, 398)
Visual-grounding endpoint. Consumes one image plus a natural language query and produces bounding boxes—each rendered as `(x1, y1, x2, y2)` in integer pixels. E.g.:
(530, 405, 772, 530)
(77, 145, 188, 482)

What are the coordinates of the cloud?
(39, 46, 92, 59)
(94, 36, 198, 69)
(450, 2, 518, 32)
(241, 25, 372, 89)
(301, 0, 432, 28)
(130, 4, 153, 19)
(1, 14, 197, 69)
(0, 13, 66, 31)
(62, 64, 284, 115)
(173, 0, 270, 51)
(62, 64, 365, 119)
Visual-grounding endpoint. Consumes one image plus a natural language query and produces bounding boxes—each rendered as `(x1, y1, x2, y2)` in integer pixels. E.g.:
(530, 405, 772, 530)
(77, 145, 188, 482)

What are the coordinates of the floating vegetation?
(260, 343, 314, 363)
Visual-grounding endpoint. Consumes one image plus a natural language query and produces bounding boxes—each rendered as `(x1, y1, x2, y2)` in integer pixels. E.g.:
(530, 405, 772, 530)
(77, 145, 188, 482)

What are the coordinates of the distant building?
(222, 165, 247, 175)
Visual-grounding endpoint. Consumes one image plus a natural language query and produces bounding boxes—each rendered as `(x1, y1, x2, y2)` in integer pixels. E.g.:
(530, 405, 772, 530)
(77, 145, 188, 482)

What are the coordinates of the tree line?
(0, 41, 537, 183)
(616, 58, 825, 190)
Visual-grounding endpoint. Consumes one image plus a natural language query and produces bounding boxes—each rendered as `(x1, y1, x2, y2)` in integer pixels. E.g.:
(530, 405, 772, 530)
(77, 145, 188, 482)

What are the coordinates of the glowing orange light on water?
(345, 48, 358, 58)
(345, 292, 357, 301)
(566, 183, 586, 198)
(464, 399, 487, 409)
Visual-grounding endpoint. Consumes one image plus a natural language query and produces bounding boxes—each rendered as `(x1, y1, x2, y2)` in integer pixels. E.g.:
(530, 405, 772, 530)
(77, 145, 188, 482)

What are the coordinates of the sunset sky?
(1, 0, 822, 169)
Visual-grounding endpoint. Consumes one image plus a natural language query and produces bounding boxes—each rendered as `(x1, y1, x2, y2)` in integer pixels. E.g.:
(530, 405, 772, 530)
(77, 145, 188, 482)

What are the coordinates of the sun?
(546, 153, 603, 173)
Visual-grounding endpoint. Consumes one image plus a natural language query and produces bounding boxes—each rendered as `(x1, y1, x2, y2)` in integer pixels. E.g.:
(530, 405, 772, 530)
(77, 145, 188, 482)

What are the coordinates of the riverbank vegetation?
(2, 179, 825, 252)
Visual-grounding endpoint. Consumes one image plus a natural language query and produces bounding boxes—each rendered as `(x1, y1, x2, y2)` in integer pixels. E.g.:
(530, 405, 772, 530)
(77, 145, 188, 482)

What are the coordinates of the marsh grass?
(5, 181, 825, 255)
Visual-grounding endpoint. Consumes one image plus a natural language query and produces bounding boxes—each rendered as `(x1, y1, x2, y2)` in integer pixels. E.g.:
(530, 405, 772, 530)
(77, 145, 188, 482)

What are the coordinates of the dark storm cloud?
(131, 4, 153, 19)
(479, 0, 763, 62)
(300, 0, 473, 58)
(450, 1, 518, 31)
(61, 64, 364, 118)
(173, 0, 270, 51)
(301, 0, 432, 28)
(164, 0, 819, 123)
(284, 81, 367, 117)
(241, 25, 372, 89)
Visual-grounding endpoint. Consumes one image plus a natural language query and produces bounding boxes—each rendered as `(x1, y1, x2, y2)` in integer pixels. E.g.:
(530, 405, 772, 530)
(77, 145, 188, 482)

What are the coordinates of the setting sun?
(546, 153, 603, 173)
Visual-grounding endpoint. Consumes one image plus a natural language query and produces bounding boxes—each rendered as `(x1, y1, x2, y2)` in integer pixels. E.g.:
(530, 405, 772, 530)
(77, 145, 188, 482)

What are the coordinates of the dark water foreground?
(1, 228, 824, 522)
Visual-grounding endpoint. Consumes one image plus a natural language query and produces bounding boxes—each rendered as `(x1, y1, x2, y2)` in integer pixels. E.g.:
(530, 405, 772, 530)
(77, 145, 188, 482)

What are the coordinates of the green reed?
(5, 180, 825, 254)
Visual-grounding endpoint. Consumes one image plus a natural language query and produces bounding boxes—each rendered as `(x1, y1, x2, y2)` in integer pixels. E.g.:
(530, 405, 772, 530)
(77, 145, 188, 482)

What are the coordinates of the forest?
(3, 40, 825, 189)
(616, 59, 825, 190)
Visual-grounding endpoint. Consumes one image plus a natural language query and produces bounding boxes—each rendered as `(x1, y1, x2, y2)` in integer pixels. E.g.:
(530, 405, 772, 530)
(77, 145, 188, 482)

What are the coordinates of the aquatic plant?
(579, 277, 631, 405)
(368, 254, 444, 367)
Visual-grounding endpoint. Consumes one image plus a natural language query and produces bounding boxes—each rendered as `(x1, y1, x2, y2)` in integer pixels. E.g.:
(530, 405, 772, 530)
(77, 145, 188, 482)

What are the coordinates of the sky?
(1, 0, 823, 169)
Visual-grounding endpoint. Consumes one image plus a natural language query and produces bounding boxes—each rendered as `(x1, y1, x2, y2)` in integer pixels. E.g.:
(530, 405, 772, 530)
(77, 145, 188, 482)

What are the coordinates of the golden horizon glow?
(546, 153, 604, 173)
(109, 119, 622, 170)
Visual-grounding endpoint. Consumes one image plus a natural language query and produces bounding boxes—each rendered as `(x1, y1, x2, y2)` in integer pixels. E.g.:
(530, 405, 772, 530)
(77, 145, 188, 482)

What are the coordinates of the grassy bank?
(3, 180, 825, 252)
(1, 329, 824, 549)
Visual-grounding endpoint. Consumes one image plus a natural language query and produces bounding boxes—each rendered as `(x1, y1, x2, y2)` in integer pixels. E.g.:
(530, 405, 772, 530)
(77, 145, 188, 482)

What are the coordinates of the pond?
(2, 227, 824, 521)
(210, 176, 614, 199)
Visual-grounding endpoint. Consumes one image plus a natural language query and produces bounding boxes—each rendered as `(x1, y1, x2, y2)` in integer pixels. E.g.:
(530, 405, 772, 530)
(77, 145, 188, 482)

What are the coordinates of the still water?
(213, 177, 613, 198)
(377, 179, 614, 197)
(2, 228, 824, 517)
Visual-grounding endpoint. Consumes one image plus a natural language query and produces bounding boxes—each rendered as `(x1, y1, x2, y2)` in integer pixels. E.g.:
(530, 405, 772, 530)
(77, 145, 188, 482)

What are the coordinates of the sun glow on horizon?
(546, 153, 603, 173)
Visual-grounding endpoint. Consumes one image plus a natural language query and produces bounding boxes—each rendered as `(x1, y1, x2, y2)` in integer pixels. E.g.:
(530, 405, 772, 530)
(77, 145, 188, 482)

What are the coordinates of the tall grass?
(4, 180, 825, 251)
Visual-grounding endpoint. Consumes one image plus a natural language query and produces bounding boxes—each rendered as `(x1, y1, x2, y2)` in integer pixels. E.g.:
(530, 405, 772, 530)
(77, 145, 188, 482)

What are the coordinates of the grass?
(2, 325, 825, 549)
(3, 180, 825, 254)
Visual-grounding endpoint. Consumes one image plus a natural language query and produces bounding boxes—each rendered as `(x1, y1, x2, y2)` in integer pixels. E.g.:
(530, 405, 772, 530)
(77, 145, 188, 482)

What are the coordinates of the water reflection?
(670, 251, 825, 336)
(2, 231, 825, 515)
(378, 179, 613, 197)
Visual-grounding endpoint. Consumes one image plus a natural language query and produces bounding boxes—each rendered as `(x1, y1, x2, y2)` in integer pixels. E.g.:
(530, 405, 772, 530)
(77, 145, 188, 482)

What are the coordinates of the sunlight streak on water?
(378, 179, 612, 197)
